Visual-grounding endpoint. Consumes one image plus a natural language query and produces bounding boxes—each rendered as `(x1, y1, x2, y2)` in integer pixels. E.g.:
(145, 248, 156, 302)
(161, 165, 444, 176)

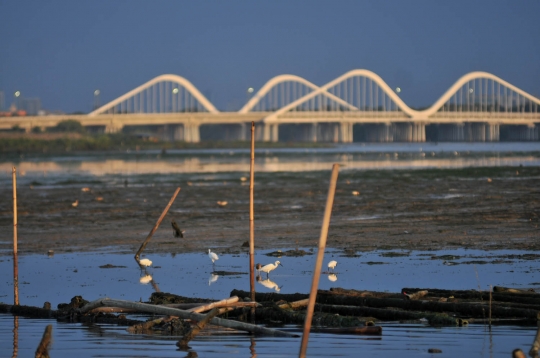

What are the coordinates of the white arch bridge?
(4, 70, 540, 142)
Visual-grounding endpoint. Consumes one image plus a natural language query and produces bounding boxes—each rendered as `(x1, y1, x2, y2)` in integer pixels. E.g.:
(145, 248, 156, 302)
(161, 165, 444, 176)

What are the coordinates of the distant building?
(20, 97, 41, 115)
(0, 91, 4, 111)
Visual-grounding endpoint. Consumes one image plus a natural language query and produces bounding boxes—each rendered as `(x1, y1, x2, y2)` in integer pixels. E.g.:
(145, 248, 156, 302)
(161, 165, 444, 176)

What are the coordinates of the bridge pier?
(183, 123, 200, 143)
(105, 122, 124, 133)
(394, 123, 425, 142)
(485, 124, 500, 141)
(339, 122, 353, 143)
(262, 123, 279, 142)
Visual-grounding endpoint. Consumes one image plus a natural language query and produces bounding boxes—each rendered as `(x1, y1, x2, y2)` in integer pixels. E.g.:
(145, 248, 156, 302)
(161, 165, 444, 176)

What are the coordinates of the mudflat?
(1, 166, 539, 256)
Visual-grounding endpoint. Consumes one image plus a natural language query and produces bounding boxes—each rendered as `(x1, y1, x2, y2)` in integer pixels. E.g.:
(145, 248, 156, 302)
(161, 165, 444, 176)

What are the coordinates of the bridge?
(2, 70, 539, 142)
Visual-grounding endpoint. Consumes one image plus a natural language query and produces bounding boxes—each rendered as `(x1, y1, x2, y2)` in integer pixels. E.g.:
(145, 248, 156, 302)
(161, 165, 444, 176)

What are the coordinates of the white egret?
(208, 249, 219, 267)
(139, 274, 152, 284)
(139, 258, 152, 268)
(259, 261, 283, 278)
(328, 260, 337, 272)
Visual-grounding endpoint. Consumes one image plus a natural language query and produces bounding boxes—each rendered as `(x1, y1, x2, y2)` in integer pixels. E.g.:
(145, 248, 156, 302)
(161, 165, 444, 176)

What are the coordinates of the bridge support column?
(262, 124, 279, 142)
(339, 122, 353, 143)
(172, 125, 184, 141)
(309, 123, 318, 142)
(184, 123, 200, 143)
(412, 123, 425, 142)
(105, 122, 124, 133)
(485, 124, 500, 141)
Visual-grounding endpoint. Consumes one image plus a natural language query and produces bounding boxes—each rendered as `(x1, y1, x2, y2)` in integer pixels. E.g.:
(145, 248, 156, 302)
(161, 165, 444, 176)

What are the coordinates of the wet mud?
(0, 166, 539, 256)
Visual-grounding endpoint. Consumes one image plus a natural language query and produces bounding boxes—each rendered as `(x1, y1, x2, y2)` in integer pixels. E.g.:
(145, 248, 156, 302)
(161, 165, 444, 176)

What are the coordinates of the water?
(1, 249, 539, 356)
(1, 249, 539, 308)
(1, 143, 539, 184)
(1, 142, 539, 356)
(0, 312, 536, 357)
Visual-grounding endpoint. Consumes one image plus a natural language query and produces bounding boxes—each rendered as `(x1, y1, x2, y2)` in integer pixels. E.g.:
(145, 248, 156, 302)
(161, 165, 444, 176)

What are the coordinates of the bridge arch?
(239, 74, 357, 113)
(88, 74, 219, 116)
(264, 69, 419, 122)
(423, 71, 540, 118)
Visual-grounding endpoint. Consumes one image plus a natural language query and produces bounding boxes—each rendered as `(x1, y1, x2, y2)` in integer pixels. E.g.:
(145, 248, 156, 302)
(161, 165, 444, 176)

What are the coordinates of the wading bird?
(328, 260, 337, 272)
(139, 258, 152, 268)
(208, 249, 219, 268)
(259, 261, 283, 278)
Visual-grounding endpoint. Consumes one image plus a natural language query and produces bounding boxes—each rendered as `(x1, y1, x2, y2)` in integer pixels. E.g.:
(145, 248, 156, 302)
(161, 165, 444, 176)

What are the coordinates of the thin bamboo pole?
(12, 167, 19, 306)
(135, 187, 181, 261)
(249, 122, 256, 314)
(299, 163, 340, 358)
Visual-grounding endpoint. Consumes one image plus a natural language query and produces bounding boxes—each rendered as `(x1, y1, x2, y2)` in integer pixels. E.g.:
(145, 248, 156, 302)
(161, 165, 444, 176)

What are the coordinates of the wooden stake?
(35, 324, 52, 358)
(177, 308, 221, 349)
(299, 163, 340, 358)
(249, 122, 256, 315)
(134, 187, 181, 261)
(12, 167, 19, 306)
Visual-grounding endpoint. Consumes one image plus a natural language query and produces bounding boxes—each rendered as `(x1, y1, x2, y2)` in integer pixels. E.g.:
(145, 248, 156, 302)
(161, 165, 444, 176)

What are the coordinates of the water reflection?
(327, 274, 338, 282)
(2, 143, 540, 178)
(12, 316, 18, 358)
(208, 274, 219, 286)
(257, 276, 281, 292)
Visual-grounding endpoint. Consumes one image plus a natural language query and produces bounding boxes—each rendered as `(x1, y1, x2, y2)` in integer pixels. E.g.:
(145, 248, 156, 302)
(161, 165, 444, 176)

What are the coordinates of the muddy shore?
(1, 166, 539, 256)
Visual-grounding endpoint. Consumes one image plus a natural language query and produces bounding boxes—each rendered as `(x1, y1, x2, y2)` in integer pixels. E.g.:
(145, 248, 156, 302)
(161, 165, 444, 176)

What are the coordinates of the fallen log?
(402, 287, 540, 305)
(278, 299, 309, 310)
(316, 291, 539, 321)
(187, 296, 239, 313)
(79, 298, 299, 338)
(494, 286, 537, 294)
(150, 292, 214, 305)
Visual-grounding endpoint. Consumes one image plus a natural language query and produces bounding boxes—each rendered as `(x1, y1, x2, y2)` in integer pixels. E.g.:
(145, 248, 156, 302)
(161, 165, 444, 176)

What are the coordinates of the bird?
(259, 261, 283, 278)
(171, 219, 184, 238)
(139, 258, 152, 268)
(139, 274, 152, 284)
(255, 263, 262, 274)
(71, 200, 79, 207)
(208, 249, 219, 267)
(328, 260, 338, 272)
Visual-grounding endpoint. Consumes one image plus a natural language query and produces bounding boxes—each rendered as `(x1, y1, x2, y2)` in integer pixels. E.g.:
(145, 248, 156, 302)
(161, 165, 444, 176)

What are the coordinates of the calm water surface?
(1, 142, 539, 356)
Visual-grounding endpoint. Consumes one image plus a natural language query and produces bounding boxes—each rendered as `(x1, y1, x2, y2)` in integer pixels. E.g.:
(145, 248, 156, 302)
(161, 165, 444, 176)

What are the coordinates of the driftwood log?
(231, 288, 540, 326)
(79, 298, 299, 338)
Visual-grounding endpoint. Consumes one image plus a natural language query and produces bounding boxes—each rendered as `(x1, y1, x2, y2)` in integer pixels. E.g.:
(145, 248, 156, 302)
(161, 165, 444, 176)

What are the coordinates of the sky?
(1, 1, 539, 113)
